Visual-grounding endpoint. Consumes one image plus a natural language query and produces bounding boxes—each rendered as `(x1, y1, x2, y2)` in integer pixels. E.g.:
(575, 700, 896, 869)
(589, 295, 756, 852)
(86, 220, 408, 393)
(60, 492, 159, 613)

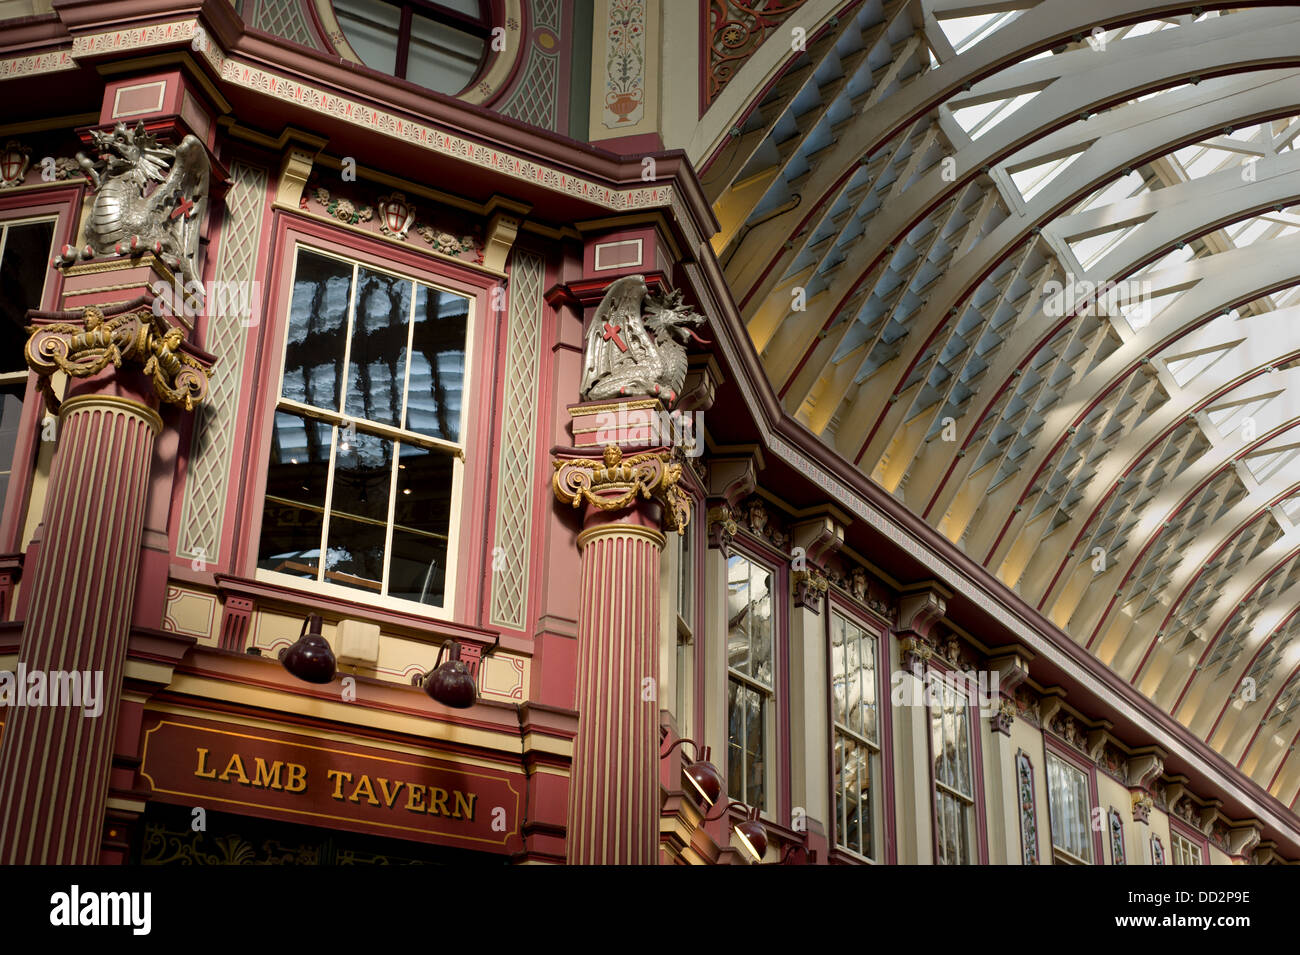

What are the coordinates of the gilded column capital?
(553, 444, 692, 532)
(25, 302, 213, 414)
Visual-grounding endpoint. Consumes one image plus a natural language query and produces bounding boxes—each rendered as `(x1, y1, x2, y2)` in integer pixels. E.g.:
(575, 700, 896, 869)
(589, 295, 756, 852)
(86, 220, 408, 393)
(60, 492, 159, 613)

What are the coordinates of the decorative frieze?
(1049, 711, 1088, 753)
(298, 176, 485, 264)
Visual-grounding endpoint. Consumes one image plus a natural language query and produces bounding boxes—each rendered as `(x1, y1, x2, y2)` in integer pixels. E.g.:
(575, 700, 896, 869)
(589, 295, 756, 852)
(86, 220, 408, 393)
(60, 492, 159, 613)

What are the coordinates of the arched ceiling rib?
(708, 0, 1300, 798)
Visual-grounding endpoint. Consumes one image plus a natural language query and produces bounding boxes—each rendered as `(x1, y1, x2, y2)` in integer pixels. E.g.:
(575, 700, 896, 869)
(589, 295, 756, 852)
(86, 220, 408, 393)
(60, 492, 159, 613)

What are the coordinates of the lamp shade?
(683, 748, 723, 806)
(425, 640, 477, 708)
(278, 614, 336, 684)
(734, 812, 768, 863)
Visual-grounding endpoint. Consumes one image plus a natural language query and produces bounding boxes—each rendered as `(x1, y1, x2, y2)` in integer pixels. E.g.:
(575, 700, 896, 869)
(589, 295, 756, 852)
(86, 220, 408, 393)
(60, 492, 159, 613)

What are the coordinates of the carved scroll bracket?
(896, 581, 951, 643)
(705, 452, 759, 555)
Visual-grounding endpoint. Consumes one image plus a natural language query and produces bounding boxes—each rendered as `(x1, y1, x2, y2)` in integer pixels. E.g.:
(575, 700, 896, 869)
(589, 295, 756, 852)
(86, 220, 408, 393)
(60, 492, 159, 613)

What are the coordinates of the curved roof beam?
(1202, 602, 1300, 758)
(1039, 361, 1300, 642)
(722, 7, 1300, 309)
(701, 0, 911, 204)
(947, 232, 1300, 567)
(693, 0, 882, 175)
(1224, 645, 1300, 788)
(1167, 551, 1300, 728)
(1092, 454, 1300, 682)
(845, 96, 1300, 509)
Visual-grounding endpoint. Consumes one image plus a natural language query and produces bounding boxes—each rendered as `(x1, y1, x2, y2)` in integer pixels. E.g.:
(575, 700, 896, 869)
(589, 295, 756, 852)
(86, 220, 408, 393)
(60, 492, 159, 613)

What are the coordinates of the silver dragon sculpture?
(579, 275, 707, 405)
(55, 122, 209, 283)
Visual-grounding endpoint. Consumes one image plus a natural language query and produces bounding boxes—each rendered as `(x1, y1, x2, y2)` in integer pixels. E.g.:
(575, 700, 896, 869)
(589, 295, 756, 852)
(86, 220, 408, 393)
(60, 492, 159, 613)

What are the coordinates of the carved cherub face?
(746, 499, 767, 534)
(850, 566, 867, 598)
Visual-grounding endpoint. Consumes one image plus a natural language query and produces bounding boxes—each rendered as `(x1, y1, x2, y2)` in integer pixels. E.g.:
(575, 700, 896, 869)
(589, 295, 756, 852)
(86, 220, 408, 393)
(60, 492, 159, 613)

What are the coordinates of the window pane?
(954, 798, 970, 864)
(1047, 753, 1092, 862)
(387, 444, 453, 605)
(0, 386, 24, 507)
(842, 736, 861, 852)
(727, 679, 744, 801)
(860, 626, 878, 743)
(745, 685, 766, 810)
(335, 0, 400, 74)
(0, 220, 56, 373)
(750, 565, 773, 688)
(259, 412, 332, 578)
(726, 555, 750, 676)
(845, 621, 862, 736)
(955, 695, 971, 795)
(677, 524, 693, 628)
(283, 251, 353, 411)
(432, 0, 481, 17)
(406, 14, 485, 93)
(405, 285, 468, 442)
(675, 638, 691, 732)
(344, 268, 411, 428)
(831, 616, 847, 725)
(324, 428, 393, 594)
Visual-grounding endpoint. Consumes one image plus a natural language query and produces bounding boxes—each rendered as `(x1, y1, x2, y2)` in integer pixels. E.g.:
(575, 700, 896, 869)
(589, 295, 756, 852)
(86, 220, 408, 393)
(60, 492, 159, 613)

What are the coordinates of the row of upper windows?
(685, 547, 1211, 865)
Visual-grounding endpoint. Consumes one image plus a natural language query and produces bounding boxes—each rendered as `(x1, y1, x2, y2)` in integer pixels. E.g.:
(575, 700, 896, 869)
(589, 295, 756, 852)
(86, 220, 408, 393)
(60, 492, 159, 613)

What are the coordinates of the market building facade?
(0, 0, 1298, 865)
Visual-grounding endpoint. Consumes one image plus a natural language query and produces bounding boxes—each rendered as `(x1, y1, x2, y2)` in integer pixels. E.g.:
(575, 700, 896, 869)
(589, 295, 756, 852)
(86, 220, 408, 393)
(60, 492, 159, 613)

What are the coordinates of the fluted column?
(0, 296, 210, 863)
(569, 515, 664, 864)
(555, 439, 690, 864)
(0, 394, 160, 863)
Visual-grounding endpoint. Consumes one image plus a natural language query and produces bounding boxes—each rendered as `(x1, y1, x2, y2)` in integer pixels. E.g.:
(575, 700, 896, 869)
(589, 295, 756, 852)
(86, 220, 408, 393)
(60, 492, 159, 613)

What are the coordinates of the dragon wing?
(153, 135, 210, 279)
(580, 274, 648, 398)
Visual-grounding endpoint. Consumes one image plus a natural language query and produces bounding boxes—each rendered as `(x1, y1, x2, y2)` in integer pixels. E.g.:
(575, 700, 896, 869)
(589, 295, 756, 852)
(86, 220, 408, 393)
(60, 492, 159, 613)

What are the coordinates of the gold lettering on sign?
(186, 746, 479, 820)
(195, 748, 217, 779)
(406, 783, 427, 813)
(328, 769, 352, 799)
(349, 775, 379, 806)
(250, 758, 285, 791)
(284, 762, 307, 793)
(221, 753, 249, 784)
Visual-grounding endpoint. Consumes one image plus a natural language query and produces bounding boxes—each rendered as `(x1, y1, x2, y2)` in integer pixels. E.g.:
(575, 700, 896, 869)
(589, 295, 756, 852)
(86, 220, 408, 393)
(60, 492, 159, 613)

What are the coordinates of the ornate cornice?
(25, 301, 212, 413)
(553, 444, 691, 533)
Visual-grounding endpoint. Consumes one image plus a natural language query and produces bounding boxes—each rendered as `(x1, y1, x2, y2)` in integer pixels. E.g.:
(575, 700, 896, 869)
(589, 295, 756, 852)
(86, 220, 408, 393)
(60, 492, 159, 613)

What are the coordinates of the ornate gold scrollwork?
(25, 305, 212, 413)
(553, 444, 691, 532)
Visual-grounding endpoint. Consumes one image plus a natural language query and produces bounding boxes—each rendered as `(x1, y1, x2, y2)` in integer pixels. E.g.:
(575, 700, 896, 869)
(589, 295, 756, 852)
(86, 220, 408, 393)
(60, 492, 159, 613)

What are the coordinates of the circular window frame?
(312, 0, 524, 104)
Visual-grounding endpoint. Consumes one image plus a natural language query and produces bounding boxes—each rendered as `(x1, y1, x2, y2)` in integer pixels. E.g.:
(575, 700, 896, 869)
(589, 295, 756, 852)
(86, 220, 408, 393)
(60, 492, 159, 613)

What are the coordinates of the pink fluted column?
(0, 389, 161, 863)
(566, 511, 665, 864)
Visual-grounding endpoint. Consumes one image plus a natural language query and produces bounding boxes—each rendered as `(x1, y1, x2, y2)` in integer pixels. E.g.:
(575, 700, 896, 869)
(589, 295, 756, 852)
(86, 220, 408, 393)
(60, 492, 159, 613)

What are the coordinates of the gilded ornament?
(25, 304, 212, 413)
(553, 443, 691, 532)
